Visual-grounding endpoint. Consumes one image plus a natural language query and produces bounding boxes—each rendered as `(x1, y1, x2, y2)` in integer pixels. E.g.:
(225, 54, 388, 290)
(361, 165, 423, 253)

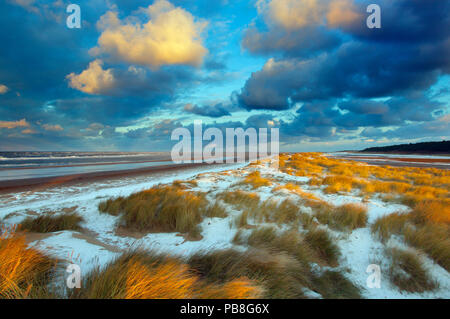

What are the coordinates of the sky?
(0, 0, 449, 152)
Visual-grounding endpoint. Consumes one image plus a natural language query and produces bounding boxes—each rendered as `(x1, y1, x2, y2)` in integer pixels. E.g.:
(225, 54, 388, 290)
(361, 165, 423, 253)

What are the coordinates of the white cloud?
(90, 0, 208, 69)
(66, 59, 115, 94)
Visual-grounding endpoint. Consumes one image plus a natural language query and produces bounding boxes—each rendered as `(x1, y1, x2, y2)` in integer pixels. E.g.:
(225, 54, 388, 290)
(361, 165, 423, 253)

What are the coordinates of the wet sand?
(0, 162, 218, 194)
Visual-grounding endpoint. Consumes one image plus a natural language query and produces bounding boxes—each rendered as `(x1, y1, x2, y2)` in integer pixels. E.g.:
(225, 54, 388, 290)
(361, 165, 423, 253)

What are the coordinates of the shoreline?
(0, 158, 172, 171)
(0, 162, 220, 194)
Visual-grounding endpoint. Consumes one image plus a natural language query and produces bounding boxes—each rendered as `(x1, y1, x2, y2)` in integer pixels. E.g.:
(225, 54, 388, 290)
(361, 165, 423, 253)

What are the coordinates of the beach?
(1, 152, 449, 299)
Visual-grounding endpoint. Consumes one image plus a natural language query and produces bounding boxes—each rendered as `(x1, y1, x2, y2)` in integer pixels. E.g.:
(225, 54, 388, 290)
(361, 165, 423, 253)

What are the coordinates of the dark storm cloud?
(238, 39, 448, 110)
(242, 25, 342, 58)
(183, 103, 231, 118)
(340, 0, 450, 45)
(238, 0, 450, 110)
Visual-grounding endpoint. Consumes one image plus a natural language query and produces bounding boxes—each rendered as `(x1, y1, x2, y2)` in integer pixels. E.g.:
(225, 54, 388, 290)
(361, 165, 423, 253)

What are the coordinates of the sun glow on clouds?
(256, 0, 360, 30)
(90, 0, 208, 69)
(67, 59, 115, 94)
(0, 118, 29, 129)
(0, 84, 9, 94)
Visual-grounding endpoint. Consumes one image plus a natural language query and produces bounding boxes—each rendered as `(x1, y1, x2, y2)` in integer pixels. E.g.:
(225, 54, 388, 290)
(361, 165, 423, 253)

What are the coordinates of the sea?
(0, 151, 173, 182)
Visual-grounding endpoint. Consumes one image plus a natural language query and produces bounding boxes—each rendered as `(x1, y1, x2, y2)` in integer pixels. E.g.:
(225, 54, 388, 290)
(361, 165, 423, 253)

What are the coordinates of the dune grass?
(403, 223, 450, 272)
(189, 249, 309, 298)
(216, 190, 260, 211)
(372, 208, 450, 272)
(279, 153, 449, 209)
(98, 184, 228, 236)
(314, 203, 368, 231)
(234, 211, 250, 228)
(71, 250, 261, 299)
(239, 171, 272, 189)
(20, 213, 84, 233)
(386, 248, 437, 293)
(246, 226, 339, 268)
(189, 246, 359, 299)
(304, 228, 340, 267)
(311, 270, 361, 299)
(272, 183, 321, 202)
(0, 233, 58, 298)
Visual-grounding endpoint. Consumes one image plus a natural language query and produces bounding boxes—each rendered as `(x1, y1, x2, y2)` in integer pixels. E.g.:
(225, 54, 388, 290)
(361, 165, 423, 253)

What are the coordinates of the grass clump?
(403, 224, 450, 272)
(386, 248, 437, 293)
(372, 209, 450, 271)
(311, 270, 361, 299)
(189, 247, 359, 299)
(20, 213, 84, 233)
(315, 203, 368, 231)
(0, 233, 58, 298)
(247, 227, 278, 247)
(304, 228, 340, 267)
(240, 171, 272, 189)
(72, 250, 262, 299)
(205, 202, 228, 218)
(235, 211, 250, 228)
(371, 212, 410, 242)
(188, 249, 310, 298)
(216, 190, 260, 211)
(98, 185, 224, 235)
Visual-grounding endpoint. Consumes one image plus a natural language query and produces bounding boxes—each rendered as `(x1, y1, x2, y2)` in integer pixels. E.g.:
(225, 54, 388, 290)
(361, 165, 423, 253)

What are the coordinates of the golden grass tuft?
(272, 183, 321, 201)
(188, 249, 310, 298)
(410, 200, 450, 224)
(240, 171, 272, 189)
(0, 232, 57, 298)
(74, 251, 262, 299)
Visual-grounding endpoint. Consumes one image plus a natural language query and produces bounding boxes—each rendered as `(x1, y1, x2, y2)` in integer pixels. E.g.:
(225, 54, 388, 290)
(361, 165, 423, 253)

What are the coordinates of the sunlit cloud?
(0, 118, 29, 129)
(0, 84, 9, 94)
(42, 124, 64, 131)
(67, 59, 115, 94)
(90, 0, 208, 69)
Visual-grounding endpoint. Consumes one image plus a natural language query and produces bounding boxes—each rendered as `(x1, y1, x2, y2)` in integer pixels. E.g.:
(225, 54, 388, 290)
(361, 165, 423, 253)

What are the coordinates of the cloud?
(42, 123, 63, 131)
(184, 103, 231, 118)
(239, 35, 449, 109)
(8, 0, 39, 14)
(242, 25, 341, 58)
(360, 114, 450, 141)
(242, 0, 360, 58)
(0, 118, 29, 129)
(21, 128, 37, 134)
(67, 59, 115, 94)
(90, 0, 208, 69)
(255, 0, 361, 30)
(256, 0, 326, 30)
(326, 0, 361, 28)
(239, 0, 450, 111)
(0, 84, 9, 94)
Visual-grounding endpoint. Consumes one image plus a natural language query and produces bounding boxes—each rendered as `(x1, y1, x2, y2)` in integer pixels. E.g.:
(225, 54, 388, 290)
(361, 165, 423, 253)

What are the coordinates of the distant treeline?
(361, 140, 450, 154)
